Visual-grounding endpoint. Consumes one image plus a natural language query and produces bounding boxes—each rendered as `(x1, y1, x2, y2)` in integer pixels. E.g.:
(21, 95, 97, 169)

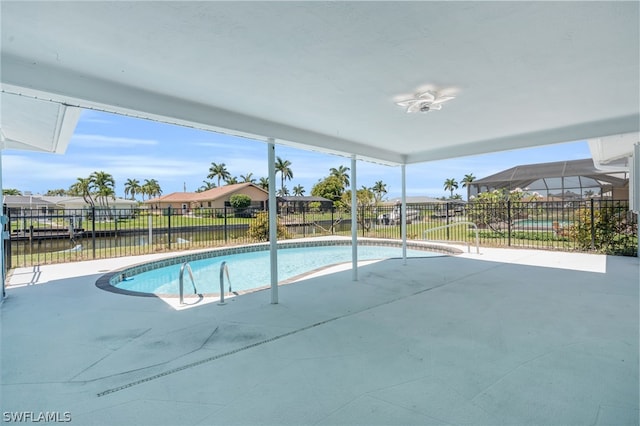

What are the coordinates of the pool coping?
(95, 238, 462, 298)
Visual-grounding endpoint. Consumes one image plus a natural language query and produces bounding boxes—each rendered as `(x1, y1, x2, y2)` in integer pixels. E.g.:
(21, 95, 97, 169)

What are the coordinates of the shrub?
(467, 188, 540, 231)
(568, 205, 638, 256)
(229, 194, 252, 209)
(247, 212, 290, 241)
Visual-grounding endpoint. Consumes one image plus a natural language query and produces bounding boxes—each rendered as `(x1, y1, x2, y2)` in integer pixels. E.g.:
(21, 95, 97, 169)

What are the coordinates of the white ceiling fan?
(395, 91, 455, 113)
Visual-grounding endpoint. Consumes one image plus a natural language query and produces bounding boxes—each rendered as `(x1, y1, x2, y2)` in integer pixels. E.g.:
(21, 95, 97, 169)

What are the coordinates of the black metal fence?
(4, 200, 637, 268)
(352, 199, 637, 256)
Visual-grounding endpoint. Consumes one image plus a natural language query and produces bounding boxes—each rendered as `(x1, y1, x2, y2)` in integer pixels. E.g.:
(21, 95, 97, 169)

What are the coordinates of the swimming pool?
(100, 240, 459, 297)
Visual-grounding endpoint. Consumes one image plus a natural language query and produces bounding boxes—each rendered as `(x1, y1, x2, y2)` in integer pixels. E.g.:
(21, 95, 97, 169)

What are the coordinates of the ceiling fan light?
(395, 89, 454, 113)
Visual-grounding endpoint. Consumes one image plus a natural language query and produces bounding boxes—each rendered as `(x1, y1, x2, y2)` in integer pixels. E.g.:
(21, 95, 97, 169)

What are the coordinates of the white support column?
(351, 155, 358, 281)
(268, 139, 278, 304)
(401, 164, 407, 265)
(632, 142, 639, 212)
(1, 147, 5, 301)
(633, 142, 640, 259)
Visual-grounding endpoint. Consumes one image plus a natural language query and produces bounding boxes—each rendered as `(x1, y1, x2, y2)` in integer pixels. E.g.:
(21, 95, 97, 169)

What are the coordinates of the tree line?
(4, 158, 476, 203)
(443, 173, 476, 200)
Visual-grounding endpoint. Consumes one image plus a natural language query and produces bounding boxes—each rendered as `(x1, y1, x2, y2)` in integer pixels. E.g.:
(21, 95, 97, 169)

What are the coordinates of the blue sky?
(2, 109, 592, 200)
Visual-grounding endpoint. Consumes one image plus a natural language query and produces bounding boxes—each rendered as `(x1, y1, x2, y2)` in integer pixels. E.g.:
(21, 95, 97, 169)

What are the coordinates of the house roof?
(3, 195, 57, 207)
(40, 196, 138, 206)
(2, 195, 137, 207)
(145, 183, 267, 204)
(1, 2, 638, 166)
(385, 196, 449, 205)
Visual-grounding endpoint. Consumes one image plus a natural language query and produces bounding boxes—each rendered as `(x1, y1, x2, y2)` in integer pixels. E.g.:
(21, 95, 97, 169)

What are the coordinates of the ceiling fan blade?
(416, 91, 436, 101)
(431, 96, 455, 104)
(395, 100, 414, 107)
(428, 104, 443, 111)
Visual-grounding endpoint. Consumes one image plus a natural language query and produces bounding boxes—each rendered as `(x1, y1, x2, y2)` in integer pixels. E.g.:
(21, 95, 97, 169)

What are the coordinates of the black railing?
(5, 200, 637, 268)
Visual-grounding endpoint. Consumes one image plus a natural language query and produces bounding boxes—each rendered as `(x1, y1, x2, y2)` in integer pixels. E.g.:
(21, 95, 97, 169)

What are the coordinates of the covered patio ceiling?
(1, 1, 638, 165)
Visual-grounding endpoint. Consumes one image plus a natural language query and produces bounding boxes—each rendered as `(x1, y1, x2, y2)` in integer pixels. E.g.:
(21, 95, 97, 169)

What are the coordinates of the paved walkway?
(1, 244, 638, 425)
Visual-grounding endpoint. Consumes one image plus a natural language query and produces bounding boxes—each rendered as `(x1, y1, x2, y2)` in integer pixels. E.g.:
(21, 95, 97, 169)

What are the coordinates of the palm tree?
(124, 178, 141, 201)
(443, 178, 459, 199)
(240, 173, 256, 184)
(258, 177, 269, 190)
(44, 188, 66, 196)
(292, 184, 305, 196)
(207, 162, 231, 187)
(197, 180, 216, 192)
(275, 156, 293, 193)
(277, 186, 290, 197)
(461, 173, 476, 201)
(2, 188, 22, 195)
(69, 177, 95, 207)
(225, 176, 239, 185)
(142, 179, 162, 200)
(371, 180, 387, 204)
(329, 165, 350, 188)
(90, 171, 116, 208)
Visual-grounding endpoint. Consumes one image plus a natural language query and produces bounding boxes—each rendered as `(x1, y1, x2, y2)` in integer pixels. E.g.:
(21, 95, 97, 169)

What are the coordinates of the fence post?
(302, 208, 306, 238)
(590, 198, 595, 250)
(396, 204, 406, 239)
(91, 206, 96, 259)
(168, 205, 172, 250)
(224, 205, 228, 243)
(507, 200, 512, 247)
(331, 206, 334, 235)
(446, 203, 450, 240)
(4, 206, 11, 271)
(148, 212, 153, 252)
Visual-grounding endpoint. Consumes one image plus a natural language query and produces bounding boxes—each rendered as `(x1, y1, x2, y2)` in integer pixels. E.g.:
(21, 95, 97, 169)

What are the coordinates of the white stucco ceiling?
(1, 1, 638, 165)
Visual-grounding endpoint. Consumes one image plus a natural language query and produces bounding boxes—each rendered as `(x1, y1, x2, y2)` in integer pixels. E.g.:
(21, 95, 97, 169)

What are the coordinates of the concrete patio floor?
(1, 245, 638, 425)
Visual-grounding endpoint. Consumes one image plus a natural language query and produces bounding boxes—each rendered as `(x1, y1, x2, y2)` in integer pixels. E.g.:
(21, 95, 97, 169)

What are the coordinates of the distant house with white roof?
(383, 196, 448, 205)
(3, 195, 138, 216)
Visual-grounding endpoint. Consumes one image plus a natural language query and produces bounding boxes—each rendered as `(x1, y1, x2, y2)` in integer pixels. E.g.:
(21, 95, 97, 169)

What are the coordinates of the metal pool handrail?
(423, 221, 480, 254)
(179, 262, 197, 304)
(218, 261, 232, 305)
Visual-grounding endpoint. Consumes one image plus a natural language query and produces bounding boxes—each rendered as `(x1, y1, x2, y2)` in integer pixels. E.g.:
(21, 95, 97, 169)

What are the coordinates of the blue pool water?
(116, 245, 442, 295)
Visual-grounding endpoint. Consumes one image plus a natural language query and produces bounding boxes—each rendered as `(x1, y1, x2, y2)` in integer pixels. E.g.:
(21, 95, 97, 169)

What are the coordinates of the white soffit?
(0, 92, 81, 153)
(1, 2, 639, 163)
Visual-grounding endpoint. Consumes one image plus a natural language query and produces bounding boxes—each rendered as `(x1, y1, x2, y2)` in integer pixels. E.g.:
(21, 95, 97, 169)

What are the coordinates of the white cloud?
(71, 134, 159, 147)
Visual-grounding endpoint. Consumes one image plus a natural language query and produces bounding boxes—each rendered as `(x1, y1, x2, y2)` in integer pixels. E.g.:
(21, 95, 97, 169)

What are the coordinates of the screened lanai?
(470, 158, 630, 201)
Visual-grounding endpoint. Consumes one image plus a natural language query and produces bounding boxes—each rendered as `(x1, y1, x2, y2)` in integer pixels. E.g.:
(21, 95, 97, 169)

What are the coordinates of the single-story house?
(144, 183, 269, 214)
(3, 195, 138, 216)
